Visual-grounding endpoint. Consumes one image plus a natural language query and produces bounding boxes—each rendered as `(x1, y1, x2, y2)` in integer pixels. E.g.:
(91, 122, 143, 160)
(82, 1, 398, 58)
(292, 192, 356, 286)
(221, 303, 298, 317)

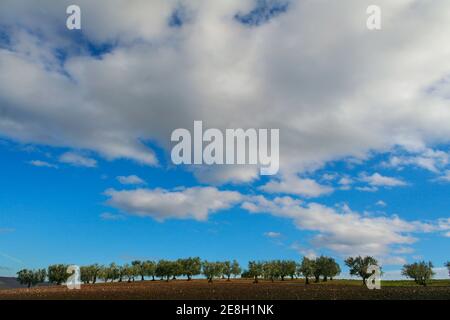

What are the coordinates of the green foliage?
(107, 263, 120, 282)
(155, 260, 175, 281)
(281, 260, 297, 280)
(298, 257, 315, 284)
(247, 261, 264, 283)
(17, 269, 46, 288)
(47, 264, 70, 285)
(97, 265, 109, 283)
(121, 263, 139, 282)
(80, 264, 101, 284)
(142, 260, 156, 280)
(345, 256, 378, 284)
(262, 260, 280, 281)
(131, 260, 144, 280)
(221, 261, 232, 280)
(231, 260, 241, 278)
(402, 261, 435, 286)
(201, 261, 224, 282)
(320, 256, 341, 281)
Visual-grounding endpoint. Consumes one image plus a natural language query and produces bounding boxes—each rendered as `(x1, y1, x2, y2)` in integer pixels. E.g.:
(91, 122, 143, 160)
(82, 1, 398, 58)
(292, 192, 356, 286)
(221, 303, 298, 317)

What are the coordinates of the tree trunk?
(323, 276, 328, 282)
(152, 276, 155, 281)
(305, 277, 309, 285)
(253, 276, 258, 283)
(141, 275, 144, 281)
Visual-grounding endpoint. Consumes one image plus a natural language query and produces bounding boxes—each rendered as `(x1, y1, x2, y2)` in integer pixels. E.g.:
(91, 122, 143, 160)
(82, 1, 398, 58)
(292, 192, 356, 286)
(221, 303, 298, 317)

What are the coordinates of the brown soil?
(1, 279, 449, 300)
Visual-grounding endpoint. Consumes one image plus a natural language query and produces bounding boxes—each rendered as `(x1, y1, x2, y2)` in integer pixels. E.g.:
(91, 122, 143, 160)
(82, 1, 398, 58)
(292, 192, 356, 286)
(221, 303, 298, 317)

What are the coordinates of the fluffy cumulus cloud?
(59, 152, 97, 167)
(1, 0, 450, 183)
(264, 231, 282, 238)
(260, 175, 333, 198)
(241, 195, 446, 259)
(1, 1, 450, 260)
(28, 160, 58, 168)
(383, 148, 449, 173)
(116, 175, 146, 185)
(360, 172, 406, 187)
(105, 186, 242, 221)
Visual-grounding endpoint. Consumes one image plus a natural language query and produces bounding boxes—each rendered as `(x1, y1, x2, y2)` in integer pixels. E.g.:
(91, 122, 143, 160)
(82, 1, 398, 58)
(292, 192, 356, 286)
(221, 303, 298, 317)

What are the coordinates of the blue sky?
(0, 0, 450, 279)
(1, 138, 449, 278)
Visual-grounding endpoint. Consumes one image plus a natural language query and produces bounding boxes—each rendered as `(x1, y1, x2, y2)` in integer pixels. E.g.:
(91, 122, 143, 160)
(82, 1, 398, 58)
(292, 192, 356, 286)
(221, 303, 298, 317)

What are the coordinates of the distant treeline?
(16, 256, 449, 288)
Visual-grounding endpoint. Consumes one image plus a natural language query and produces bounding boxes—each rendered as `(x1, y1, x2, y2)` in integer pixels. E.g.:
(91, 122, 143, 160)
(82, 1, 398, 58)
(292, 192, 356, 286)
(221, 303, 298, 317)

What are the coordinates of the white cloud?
(380, 256, 407, 266)
(264, 231, 282, 238)
(360, 172, 406, 187)
(1, 1, 450, 183)
(291, 242, 318, 259)
(105, 186, 242, 221)
(383, 149, 448, 173)
(117, 175, 146, 185)
(393, 246, 414, 254)
(337, 176, 353, 191)
(59, 152, 97, 168)
(436, 170, 450, 182)
(356, 186, 378, 192)
(260, 175, 333, 198)
(241, 195, 443, 258)
(192, 165, 258, 185)
(376, 200, 387, 207)
(28, 159, 58, 168)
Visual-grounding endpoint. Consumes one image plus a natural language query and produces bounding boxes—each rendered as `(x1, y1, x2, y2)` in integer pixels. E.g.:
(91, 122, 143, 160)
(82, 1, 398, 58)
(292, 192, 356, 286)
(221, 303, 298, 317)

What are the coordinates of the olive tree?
(231, 260, 241, 279)
(142, 260, 156, 281)
(131, 260, 146, 281)
(402, 261, 435, 286)
(121, 263, 135, 282)
(98, 265, 109, 283)
(17, 269, 46, 288)
(345, 256, 379, 285)
(155, 260, 176, 281)
(280, 260, 297, 280)
(298, 257, 315, 284)
(179, 257, 201, 280)
(80, 264, 101, 284)
(48, 264, 69, 285)
(107, 263, 120, 282)
(221, 260, 233, 281)
(262, 260, 280, 282)
(322, 257, 341, 281)
(202, 261, 223, 283)
(247, 261, 263, 283)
